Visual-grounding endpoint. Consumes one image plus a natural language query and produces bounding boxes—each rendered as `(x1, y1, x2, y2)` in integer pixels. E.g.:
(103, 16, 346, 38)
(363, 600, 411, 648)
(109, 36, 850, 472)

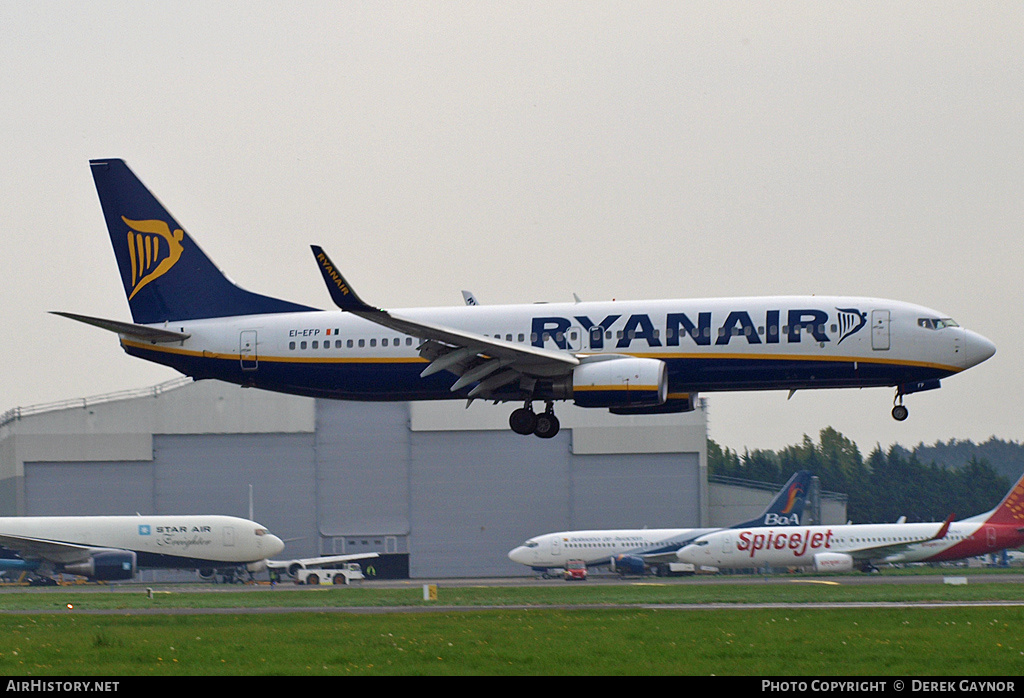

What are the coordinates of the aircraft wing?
(0, 533, 98, 566)
(844, 515, 954, 561)
(265, 552, 379, 570)
(310, 246, 580, 398)
(636, 551, 690, 565)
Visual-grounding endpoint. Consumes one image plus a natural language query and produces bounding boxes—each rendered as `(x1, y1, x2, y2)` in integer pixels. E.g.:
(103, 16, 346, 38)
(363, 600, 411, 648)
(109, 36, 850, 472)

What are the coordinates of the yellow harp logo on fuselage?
(123, 217, 185, 300)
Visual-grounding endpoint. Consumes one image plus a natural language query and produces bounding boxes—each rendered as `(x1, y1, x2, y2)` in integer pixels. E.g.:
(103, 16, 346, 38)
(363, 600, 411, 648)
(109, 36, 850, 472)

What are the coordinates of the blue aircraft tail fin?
(89, 159, 314, 324)
(731, 470, 813, 528)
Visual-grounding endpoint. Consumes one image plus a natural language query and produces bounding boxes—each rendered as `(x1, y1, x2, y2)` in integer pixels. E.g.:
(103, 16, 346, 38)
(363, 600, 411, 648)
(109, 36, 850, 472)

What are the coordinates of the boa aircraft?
(508, 470, 813, 576)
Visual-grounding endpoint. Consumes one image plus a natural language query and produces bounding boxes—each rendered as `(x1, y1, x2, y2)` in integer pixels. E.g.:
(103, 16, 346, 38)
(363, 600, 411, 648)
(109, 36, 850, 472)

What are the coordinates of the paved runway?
(2, 570, 1023, 614)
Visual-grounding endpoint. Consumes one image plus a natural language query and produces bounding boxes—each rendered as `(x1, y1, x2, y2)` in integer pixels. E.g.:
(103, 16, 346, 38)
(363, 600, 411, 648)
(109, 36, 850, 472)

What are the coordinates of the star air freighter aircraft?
(675, 470, 1024, 573)
(55, 159, 996, 439)
(508, 470, 812, 576)
(0, 515, 284, 583)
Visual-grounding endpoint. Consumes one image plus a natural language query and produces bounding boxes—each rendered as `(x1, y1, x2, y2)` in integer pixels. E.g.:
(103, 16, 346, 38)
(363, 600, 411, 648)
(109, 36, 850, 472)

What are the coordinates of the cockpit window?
(524, 540, 539, 548)
(254, 528, 267, 536)
(918, 318, 959, 330)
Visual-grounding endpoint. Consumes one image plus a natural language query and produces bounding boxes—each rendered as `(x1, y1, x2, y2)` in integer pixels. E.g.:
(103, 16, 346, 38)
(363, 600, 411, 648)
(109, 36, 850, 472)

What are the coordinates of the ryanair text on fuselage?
(530, 307, 867, 350)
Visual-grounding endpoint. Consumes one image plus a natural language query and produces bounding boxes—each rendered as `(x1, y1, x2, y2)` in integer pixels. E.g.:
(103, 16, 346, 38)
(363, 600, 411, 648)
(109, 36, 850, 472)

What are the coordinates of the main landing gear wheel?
(534, 411, 560, 439)
(509, 402, 561, 438)
(509, 406, 538, 435)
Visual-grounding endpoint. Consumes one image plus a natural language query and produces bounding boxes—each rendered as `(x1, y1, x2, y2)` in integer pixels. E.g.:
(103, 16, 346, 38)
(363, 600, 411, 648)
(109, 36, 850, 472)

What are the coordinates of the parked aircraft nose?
(964, 330, 996, 369)
(266, 533, 285, 557)
(508, 546, 529, 565)
(675, 546, 698, 565)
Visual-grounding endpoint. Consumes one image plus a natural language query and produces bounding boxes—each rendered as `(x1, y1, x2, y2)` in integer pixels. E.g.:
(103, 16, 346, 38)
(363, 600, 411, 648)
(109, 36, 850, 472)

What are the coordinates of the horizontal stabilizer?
(51, 311, 191, 343)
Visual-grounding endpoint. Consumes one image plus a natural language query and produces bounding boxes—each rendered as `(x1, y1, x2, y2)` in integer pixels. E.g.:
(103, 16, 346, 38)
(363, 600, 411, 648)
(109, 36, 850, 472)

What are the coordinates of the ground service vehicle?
(294, 563, 365, 585)
(564, 559, 587, 581)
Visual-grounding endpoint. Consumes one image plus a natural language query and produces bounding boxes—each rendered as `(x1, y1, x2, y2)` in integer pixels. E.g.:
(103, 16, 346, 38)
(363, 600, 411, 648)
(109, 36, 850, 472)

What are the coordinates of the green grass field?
(0, 577, 1022, 676)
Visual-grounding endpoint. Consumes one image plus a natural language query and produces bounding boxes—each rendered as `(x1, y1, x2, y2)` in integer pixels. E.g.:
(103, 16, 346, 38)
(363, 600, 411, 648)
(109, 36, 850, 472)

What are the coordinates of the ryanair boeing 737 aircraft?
(56, 160, 995, 438)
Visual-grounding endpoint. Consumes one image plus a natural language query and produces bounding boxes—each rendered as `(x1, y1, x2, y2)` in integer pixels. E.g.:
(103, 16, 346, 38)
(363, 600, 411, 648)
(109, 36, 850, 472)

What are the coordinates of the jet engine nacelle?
(812, 552, 854, 573)
(611, 554, 647, 576)
(571, 358, 667, 409)
(63, 550, 137, 581)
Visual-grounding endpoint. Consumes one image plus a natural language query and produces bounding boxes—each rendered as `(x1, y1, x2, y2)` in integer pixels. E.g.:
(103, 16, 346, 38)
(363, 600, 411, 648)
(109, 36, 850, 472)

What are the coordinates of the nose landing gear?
(891, 379, 941, 421)
(892, 392, 908, 422)
(509, 401, 560, 438)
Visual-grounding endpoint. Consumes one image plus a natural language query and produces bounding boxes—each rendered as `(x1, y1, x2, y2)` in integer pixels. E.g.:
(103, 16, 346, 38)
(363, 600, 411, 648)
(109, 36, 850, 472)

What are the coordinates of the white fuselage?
(120, 296, 995, 404)
(675, 518, 1020, 569)
(508, 528, 717, 568)
(0, 515, 284, 566)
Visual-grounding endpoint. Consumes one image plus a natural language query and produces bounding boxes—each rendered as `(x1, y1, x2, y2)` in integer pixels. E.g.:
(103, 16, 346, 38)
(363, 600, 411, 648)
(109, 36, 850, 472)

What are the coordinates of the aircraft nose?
(266, 534, 285, 557)
(676, 546, 697, 564)
(508, 546, 528, 564)
(963, 330, 996, 368)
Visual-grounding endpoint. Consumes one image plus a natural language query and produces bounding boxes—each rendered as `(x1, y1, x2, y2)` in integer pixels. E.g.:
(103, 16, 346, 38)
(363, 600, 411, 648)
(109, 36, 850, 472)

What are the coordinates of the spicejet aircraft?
(0, 515, 284, 583)
(675, 470, 1024, 573)
(508, 470, 813, 575)
(57, 159, 996, 439)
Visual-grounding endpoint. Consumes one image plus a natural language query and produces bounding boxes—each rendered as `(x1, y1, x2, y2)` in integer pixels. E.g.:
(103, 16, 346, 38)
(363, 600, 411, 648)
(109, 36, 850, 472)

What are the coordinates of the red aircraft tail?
(980, 471, 1024, 527)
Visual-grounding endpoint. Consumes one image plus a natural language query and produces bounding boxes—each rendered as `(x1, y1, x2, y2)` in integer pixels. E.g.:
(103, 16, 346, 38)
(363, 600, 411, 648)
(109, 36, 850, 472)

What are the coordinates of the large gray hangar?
(0, 379, 844, 579)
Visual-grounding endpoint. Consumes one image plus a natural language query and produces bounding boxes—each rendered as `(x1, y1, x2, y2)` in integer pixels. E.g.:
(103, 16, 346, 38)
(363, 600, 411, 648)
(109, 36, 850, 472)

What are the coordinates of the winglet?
(932, 514, 955, 541)
(310, 246, 377, 313)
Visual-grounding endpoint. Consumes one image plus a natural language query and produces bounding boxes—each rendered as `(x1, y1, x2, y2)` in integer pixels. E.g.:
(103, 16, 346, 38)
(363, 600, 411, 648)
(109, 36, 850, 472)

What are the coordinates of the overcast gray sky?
(1, 2, 1021, 456)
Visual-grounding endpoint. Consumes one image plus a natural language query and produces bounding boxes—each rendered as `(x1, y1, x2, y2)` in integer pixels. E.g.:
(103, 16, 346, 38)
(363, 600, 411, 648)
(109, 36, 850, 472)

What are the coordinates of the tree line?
(708, 428, 1019, 524)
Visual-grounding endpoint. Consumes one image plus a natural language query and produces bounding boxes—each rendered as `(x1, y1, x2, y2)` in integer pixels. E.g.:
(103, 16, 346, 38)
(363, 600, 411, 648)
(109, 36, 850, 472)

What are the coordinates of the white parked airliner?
(509, 470, 812, 575)
(56, 160, 995, 438)
(675, 470, 1024, 573)
(0, 515, 284, 582)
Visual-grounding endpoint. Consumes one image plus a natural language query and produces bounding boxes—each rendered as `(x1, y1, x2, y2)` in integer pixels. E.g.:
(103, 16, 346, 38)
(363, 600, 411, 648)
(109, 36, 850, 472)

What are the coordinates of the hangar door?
(24, 461, 156, 516)
(152, 433, 317, 557)
(315, 401, 412, 539)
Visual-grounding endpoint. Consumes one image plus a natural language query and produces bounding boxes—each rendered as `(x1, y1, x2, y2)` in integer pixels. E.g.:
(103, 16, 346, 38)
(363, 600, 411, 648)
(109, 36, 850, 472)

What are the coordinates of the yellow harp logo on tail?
(123, 217, 185, 300)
